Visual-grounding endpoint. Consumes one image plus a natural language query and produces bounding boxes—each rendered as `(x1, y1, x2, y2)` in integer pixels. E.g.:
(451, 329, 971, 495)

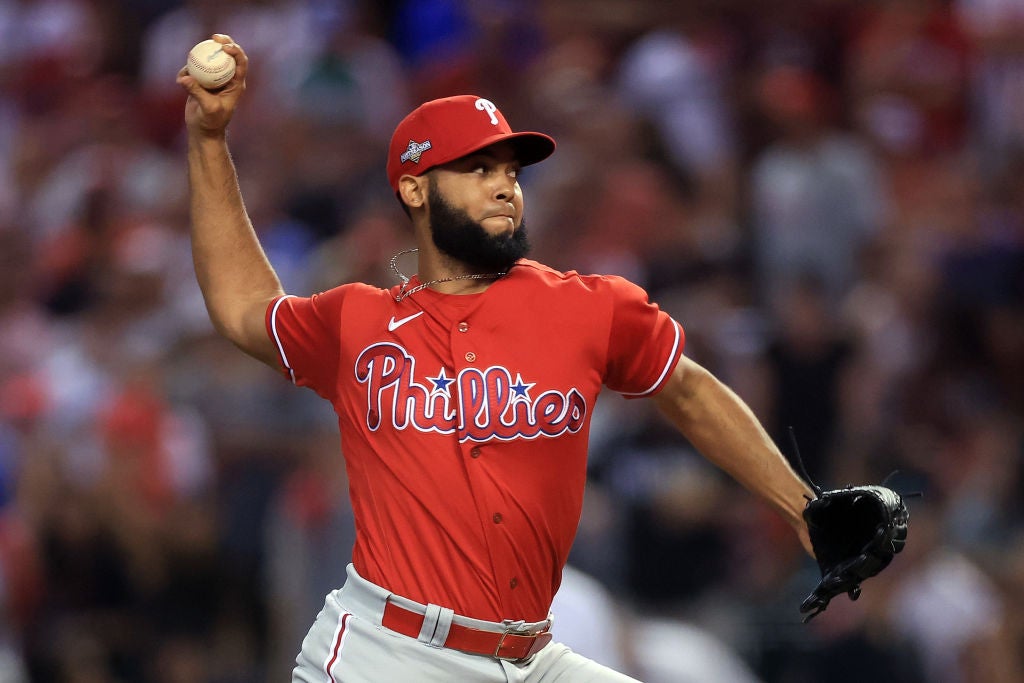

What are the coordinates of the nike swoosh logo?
(388, 311, 424, 332)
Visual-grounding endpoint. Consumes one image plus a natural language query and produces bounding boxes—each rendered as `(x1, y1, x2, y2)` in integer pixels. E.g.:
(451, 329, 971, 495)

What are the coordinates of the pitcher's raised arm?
(177, 35, 283, 367)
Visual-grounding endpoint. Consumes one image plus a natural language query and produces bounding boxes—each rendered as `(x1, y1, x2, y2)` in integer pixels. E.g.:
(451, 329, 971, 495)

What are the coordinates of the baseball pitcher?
(178, 34, 907, 683)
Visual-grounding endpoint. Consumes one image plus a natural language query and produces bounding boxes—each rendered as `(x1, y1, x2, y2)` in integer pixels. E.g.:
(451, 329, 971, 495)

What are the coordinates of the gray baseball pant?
(292, 564, 641, 682)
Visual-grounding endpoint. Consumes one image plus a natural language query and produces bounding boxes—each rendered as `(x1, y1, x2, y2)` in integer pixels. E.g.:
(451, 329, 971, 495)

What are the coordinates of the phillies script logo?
(355, 343, 587, 442)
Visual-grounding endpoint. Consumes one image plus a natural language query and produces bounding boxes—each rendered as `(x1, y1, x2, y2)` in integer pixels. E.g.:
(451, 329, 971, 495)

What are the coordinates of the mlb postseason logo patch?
(400, 139, 432, 164)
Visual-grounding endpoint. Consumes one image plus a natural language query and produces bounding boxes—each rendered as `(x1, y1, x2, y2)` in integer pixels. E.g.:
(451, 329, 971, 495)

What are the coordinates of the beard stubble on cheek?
(427, 185, 531, 272)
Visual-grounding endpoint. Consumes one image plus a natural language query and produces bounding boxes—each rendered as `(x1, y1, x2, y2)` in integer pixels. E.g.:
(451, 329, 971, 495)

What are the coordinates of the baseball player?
(179, 35, 815, 683)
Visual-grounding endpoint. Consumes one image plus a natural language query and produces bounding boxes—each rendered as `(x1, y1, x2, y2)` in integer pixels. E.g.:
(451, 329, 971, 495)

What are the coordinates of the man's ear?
(398, 174, 427, 211)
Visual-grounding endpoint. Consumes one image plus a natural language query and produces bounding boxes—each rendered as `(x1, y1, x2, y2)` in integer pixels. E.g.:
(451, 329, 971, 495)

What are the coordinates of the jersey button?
(509, 577, 519, 589)
(458, 322, 469, 332)
(470, 446, 482, 458)
(492, 513, 502, 524)
(465, 352, 476, 362)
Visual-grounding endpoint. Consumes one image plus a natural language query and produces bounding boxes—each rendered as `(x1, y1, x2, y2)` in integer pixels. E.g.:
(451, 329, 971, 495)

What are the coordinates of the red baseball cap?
(386, 95, 556, 192)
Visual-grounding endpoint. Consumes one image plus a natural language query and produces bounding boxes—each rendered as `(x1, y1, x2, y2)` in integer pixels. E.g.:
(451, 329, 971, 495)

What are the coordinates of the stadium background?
(0, 0, 1022, 680)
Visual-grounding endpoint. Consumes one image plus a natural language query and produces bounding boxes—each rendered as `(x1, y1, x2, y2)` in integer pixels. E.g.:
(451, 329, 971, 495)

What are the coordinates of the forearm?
(188, 131, 283, 359)
(655, 358, 813, 536)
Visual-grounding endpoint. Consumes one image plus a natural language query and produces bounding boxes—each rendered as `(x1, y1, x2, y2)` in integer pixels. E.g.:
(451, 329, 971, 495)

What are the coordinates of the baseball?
(187, 39, 236, 90)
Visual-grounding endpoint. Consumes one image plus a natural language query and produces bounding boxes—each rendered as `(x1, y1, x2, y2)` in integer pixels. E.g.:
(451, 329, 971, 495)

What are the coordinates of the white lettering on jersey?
(354, 342, 586, 442)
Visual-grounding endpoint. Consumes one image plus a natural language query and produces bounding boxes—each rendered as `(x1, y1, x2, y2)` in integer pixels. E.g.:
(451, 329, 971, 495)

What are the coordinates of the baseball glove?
(787, 431, 910, 622)
(800, 484, 909, 621)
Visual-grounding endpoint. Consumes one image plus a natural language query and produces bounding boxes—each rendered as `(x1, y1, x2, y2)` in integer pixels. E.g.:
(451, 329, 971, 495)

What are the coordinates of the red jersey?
(267, 259, 684, 622)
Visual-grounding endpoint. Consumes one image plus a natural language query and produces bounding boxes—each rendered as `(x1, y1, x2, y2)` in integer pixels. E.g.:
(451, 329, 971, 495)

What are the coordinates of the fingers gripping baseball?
(177, 34, 248, 135)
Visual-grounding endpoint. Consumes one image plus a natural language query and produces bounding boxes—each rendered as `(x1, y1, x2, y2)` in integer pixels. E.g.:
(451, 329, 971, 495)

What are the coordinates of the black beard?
(427, 186, 530, 272)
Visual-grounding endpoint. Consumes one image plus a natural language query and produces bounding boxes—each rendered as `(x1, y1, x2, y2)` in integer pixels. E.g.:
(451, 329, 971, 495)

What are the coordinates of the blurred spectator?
(264, 425, 354, 681)
(849, 0, 971, 158)
(888, 501, 1019, 683)
(749, 64, 886, 304)
(550, 564, 632, 673)
(551, 563, 767, 682)
(630, 616, 766, 683)
(616, 3, 737, 189)
(616, 1, 744, 261)
(757, 274, 857, 481)
(292, 4, 410, 140)
(954, 0, 1024, 172)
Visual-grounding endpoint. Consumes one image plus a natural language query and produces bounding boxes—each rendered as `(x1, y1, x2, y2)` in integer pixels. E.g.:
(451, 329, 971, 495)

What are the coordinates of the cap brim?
(436, 131, 556, 172)
(505, 131, 556, 167)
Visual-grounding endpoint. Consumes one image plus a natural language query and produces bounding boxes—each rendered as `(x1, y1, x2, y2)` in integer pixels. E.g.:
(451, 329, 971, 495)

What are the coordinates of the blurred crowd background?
(0, 0, 1022, 681)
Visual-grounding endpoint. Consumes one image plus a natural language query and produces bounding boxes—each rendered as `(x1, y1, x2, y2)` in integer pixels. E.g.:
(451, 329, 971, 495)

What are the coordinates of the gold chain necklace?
(389, 249, 506, 302)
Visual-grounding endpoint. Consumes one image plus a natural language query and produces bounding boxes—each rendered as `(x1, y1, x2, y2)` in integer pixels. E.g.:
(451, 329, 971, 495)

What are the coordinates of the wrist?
(776, 483, 813, 529)
(187, 128, 230, 155)
(189, 125, 228, 141)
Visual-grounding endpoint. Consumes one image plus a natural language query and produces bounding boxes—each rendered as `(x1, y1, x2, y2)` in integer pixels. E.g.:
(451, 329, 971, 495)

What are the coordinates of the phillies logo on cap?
(400, 139, 432, 164)
(475, 98, 499, 125)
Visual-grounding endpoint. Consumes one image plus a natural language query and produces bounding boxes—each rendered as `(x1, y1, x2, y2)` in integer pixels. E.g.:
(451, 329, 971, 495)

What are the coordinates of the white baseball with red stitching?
(186, 39, 236, 90)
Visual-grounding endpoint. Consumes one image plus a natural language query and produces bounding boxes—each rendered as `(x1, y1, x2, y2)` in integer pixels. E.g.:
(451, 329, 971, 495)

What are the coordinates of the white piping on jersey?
(270, 294, 297, 384)
(620, 320, 682, 397)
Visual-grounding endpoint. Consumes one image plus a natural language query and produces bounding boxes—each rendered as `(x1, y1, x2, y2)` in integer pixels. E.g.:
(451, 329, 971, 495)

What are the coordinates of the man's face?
(425, 141, 530, 271)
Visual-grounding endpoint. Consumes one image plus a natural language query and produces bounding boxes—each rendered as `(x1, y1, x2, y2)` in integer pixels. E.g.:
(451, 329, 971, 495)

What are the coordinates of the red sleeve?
(265, 287, 348, 401)
(601, 277, 685, 398)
